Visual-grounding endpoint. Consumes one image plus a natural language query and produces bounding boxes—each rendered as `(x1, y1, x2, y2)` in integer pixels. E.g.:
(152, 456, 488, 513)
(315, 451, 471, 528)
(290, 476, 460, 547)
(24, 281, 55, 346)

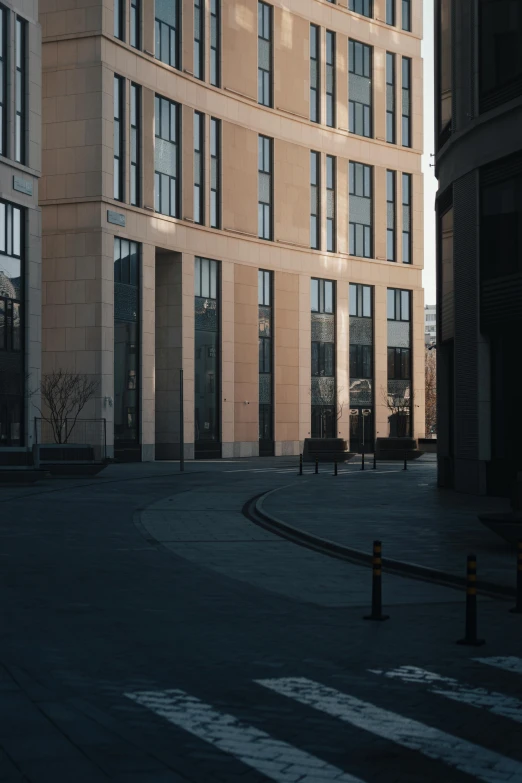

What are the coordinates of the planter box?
(303, 438, 355, 463)
(32, 443, 107, 477)
(0, 447, 33, 467)
(375, 437, 423, 461)
(418, 438, 437, 454)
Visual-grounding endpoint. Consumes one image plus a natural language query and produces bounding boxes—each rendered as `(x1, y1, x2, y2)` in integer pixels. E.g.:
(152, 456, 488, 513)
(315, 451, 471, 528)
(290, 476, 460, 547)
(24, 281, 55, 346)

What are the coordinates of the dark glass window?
(114, 0, 123, 40)
(130, 83, 141, 207)
(259, 335, 271, 373)
(326, 155, 336, 253)
(402, 0, 411, 31)
(312, 342, 334, 377)
(114, 75, 124, 201)
(386, 52, 396, 143)
(387, 288, 411, 321)
(479, 0, 522, 112)
(210, 0, 220, 87)
(349, 0, 372, 17)
(386, 0, 395, 25)
(130, 0, 140, 48)
(156, 0, 179, 69)
(402, 173, 412, 264)
(310, 24, 320, 123)
(0, 6, 7, 157)
(310, 151, 320, 250)
(349, 40, 372, 138)
(311, 278, 334, 314)
(194, 0, 204, 80)
(194, 111, 204, 224)
(388, 347, 411, 379)
(438, 0, 452, 145)
(154, 95, 180, 217)
(258, 135, 272, 240)
(326, 31, 336, 128)
(349, 283, 372, 317)
(349, 161, 372, 258)
(258, 269, 273, 445)
(195, 258, 219, 450)
(0, 200, 23, 351)
(350, 345, 372, 378)
(402, 57, 411, 148)
(387, 170, 396, 262)
(258, 2, 272, 107)
(114, 238, 140, 445)
(15, 17, 26, 164)
(210, 118, 221, 228)
(195, 256, 217, 299)
(258, 269, 271, 305)
(481, 170, 522, 279)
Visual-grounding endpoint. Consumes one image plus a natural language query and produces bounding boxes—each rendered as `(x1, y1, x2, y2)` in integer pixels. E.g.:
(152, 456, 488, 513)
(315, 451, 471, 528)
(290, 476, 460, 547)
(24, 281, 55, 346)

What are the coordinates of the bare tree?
(425, 346, 437, 436)
(381, 384, 414, 438)
(38, 370, 99, 444)
(308, 384, 347, 437)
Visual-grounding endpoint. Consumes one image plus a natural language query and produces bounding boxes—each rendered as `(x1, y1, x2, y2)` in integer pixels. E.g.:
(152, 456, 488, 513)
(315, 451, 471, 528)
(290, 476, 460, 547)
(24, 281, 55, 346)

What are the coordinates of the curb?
(243, 487, 515, 600)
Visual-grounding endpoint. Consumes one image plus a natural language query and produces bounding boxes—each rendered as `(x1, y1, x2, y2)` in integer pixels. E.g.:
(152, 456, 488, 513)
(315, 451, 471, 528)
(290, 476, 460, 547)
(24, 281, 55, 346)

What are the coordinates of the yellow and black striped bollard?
(457, 554, 485, 646)
(510, 540, 522, 614)
(364, 540, 389, 621)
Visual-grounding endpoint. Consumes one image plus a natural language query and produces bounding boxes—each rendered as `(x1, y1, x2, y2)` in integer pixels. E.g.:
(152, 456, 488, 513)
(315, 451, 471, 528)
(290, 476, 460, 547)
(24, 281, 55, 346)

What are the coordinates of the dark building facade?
(435, 0, 522, 495)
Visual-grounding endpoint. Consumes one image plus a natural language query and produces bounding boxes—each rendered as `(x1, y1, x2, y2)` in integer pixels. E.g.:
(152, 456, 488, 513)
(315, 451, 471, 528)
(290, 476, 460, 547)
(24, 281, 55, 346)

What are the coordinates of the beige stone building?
(0, 0, 41, 449)
(40, 0, 424, 461)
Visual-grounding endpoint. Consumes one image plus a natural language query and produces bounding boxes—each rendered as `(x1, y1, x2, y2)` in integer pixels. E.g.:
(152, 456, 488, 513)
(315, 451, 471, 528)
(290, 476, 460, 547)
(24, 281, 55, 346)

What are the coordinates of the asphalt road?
(0, 459, 521, 783)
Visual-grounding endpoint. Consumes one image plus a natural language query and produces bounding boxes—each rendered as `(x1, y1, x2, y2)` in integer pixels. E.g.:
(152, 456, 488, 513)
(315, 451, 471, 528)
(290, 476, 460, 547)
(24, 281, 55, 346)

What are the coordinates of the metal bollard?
(510, 540, 522, 614)
(364, 540, 390, 621)
(299, 453, 303, 476)
(361, 452, 365, 471)
(315, 455, 319, 474)
(403, 456, 407, 471)
(334, 460, 338, 476)
(457, 554, 485, 646)
(373, 453, 377, 470)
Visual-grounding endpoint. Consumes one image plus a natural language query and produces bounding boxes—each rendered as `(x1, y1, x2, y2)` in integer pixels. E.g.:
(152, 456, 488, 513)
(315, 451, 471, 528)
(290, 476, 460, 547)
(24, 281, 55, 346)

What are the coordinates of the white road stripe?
(475, 657, 522, 676)
(370, 665, 522, 724)
(125, 688, 366, 783)
(256, 677, 522, 783)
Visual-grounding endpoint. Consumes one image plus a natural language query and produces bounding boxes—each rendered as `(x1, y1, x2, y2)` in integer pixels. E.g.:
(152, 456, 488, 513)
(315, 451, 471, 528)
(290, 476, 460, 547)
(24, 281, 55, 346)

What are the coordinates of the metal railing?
(34, 418, 107, 462)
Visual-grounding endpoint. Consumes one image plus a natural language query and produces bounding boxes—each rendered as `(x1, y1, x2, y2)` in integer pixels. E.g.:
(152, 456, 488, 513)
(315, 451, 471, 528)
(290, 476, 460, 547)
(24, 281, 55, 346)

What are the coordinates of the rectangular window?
(386, 0, 395, 25)
(387, 288, 411, 321)
(480, 0, 522, 113)
(386, 52, 396, 144)
(258, 135, 272, 240)
(310, 151, 320, 250)
(194, 0, 204, 80)
(194, 111, 204, 224)
(154, 95, 180, 217)
(258, 269, 273, 445)
(402, 57, 411, 148)
(0, 200, 23, 352)
(349, 0, 372, 18)
(402, 0, 411, 31)
(114, 238, 140, 446)
(349, 40, 372, 138)
(156, 0, 179, 69)
(312, 342, 334, 377)
(113, 75, 124, 201)
(130, 0, 140, 48)
(114, 0, 123, 39)
(326, 30, 336, 128)
(402, 172, 412, 264)
(326, 156, 336, 253)
(350, 345, 372, 379)
(15, 17, 26, 165)
(210, 0, 220, 87)
(195, 257, 218, 299)
(0, 6, 7, 157)
(210, 117, 221, 229)
(311, 278, 334, 314)
(387, 170, 396, 262)
(130, 83, 141, 207)
(438, 0, 452, 145)
(258, 268, 271, 306)
(349, 283, 372, 317)
(310, 24, 320, 123)
(387, 347, 411, 379)
(258, 2, 272, 107)
(349, 162, 372, 258)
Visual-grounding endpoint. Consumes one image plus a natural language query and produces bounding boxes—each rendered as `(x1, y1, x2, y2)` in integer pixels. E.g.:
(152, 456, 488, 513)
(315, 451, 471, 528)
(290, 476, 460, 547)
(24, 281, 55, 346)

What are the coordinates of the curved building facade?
(40, 0, 425, 461)
(435, 0, 522, 495)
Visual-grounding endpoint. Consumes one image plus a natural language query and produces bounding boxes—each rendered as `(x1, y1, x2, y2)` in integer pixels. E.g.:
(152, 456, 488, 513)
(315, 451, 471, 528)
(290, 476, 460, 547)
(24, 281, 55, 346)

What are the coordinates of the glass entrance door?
(349, 408, 374, 453)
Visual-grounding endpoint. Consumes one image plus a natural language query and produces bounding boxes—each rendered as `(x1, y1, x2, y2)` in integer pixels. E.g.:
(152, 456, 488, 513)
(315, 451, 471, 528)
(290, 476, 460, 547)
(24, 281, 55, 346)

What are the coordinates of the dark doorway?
(350, 408, 374, 453)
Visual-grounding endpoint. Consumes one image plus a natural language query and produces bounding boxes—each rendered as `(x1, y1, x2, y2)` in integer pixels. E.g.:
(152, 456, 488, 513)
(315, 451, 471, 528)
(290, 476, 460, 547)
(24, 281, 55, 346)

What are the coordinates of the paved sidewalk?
(258, 462, 515, 589)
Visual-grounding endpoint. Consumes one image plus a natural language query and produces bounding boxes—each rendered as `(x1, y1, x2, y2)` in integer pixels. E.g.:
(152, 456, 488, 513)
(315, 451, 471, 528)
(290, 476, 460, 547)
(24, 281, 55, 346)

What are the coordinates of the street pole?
(361, 412, 365, 471)
(180, 368, 184, 472)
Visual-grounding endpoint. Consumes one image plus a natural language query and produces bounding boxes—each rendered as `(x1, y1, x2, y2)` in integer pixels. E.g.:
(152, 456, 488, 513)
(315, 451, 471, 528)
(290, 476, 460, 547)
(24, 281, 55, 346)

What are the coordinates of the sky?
(421, 0, 437, 305)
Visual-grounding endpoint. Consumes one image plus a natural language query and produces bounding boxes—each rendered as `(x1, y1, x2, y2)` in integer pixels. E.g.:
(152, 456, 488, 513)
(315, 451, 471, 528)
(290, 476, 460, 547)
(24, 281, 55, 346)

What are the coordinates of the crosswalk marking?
(125, 688, 366, 783)
(475, 657, 522, 676)
(256, 677, 522, 783)
(370, 665, 522, 724)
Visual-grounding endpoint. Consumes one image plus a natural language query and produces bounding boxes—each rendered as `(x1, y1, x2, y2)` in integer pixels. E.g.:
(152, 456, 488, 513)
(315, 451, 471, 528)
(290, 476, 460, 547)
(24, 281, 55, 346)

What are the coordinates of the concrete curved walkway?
(254, 462, 514, 592)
